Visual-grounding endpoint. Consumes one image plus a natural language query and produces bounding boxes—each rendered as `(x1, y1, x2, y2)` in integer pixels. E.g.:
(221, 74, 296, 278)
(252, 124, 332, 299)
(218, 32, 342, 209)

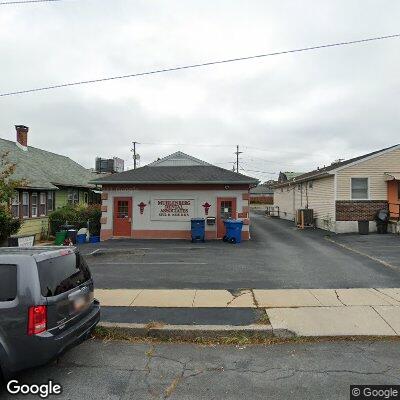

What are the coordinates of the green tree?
(0, 152, 22, 243)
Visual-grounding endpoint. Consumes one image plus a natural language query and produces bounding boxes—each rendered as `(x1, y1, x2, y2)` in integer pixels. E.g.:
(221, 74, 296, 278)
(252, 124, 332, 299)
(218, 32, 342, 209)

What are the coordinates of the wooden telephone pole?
(132, 141, 139, 169)
(234, 145, 242, 173)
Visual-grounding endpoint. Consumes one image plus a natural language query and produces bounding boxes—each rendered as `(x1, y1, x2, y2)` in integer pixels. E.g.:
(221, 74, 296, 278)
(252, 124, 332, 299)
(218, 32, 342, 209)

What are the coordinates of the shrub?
(0, 206, 21, 243)
(49, 204, 101, 236)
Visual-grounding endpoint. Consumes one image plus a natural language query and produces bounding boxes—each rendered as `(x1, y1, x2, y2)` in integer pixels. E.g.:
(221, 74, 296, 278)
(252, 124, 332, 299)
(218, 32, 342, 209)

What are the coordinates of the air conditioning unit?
(296, 209, 314, 229)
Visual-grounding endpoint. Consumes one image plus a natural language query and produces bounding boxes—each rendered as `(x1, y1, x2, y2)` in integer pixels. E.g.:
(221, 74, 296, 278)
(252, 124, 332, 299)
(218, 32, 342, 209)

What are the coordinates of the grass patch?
(144, 321, 166, 330)
(93, 326, 400, 347)
(255, 310, 270, 325)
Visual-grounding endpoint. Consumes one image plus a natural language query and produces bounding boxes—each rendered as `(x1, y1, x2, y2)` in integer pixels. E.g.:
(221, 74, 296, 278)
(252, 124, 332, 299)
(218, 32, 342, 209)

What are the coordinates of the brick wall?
(336, 200, 388, 221)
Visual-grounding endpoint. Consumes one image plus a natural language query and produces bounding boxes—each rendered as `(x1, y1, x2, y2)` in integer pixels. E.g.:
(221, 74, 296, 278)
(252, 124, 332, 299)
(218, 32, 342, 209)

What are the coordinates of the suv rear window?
(37, 253, 91, 297)
(0, 264, 17, 301)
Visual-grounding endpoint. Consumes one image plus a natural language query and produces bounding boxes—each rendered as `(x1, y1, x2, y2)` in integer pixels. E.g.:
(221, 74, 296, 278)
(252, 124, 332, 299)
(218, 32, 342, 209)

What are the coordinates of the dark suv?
(0, 247, 100, 378)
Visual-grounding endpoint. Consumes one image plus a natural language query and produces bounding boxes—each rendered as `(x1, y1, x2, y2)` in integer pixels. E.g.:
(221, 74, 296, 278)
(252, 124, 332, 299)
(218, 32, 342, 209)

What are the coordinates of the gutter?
(273, 172, 331, 189)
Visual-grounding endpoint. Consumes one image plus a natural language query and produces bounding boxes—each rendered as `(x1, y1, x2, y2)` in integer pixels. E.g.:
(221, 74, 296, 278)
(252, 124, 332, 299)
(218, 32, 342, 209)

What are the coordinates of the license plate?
(73, 296, 88, 312)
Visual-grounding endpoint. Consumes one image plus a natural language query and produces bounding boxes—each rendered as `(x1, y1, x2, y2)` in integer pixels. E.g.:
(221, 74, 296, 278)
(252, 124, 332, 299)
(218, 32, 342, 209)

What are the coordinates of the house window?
(39, 193, 46, 216)
(351, 178, 369, 200)
(84, 192, 88, 204)
(31, 193, 38, 217)
(309, 181, 313, 189)
(67, 189, 79, 205)
(47, 192, 54, 212)
(11, 192, 19, 218)
(22, 192, 29, 218)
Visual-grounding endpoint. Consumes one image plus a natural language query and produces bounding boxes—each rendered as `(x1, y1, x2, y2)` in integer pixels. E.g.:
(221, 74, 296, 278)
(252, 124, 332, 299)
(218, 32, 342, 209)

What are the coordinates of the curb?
(98, 321, 295, 340)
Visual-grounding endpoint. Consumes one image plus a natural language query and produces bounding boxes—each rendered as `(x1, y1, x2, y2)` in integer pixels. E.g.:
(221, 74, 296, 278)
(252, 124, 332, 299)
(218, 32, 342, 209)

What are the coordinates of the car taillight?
(27, 305, 47, 336)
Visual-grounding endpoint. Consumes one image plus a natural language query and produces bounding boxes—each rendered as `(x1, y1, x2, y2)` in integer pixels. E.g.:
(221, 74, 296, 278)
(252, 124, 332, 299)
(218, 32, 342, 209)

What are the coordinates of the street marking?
(325, 237, 400, 271)
(90, 249, 101, 256)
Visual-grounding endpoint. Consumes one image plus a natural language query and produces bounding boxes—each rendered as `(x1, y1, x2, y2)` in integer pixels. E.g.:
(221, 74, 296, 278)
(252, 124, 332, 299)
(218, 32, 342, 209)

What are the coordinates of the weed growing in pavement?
(93, 326, 400, 347)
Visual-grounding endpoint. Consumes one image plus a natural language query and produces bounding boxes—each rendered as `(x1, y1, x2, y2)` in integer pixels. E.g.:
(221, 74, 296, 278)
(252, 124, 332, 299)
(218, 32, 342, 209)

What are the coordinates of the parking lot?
(82, 211, 400, 290)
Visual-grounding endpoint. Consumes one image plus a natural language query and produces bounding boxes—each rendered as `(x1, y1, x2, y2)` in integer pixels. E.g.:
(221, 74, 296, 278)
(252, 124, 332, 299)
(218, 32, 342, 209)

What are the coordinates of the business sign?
(151, 199, 195, 221)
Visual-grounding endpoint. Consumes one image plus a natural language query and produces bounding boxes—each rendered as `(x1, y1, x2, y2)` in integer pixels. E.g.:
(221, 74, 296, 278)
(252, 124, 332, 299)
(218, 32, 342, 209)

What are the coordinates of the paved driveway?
(84, 211, 400, 289)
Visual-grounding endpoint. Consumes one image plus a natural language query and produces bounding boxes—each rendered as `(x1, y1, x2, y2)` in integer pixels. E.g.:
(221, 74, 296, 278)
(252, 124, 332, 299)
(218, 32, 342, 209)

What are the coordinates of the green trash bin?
(54, 231, 67, 245)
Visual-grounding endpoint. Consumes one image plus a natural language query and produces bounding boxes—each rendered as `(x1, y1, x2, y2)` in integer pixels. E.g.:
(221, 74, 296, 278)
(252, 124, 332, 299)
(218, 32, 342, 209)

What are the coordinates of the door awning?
(384, 172, 400, 181)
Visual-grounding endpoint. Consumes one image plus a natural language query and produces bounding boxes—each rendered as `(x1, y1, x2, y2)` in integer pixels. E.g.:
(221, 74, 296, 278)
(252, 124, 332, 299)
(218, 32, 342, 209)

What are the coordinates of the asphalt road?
(84, 211, 400, 289)
(3, 339, 400, 399)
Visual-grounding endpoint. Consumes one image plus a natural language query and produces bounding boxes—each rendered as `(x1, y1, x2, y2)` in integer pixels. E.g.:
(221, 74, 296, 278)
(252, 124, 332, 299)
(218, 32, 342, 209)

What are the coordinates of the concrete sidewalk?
(95, 288, 400, 336)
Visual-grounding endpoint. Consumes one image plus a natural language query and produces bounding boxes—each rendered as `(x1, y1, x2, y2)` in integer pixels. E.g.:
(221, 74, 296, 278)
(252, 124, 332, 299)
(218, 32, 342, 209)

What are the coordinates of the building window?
(309, 181, 313, 189)
(67, 189, 79, 205)
(39, 193, 46, 216)
(84, 192, 89, 204)
(22, 192, 29, 218)
(351, 178, 369, 200)
(11, 192, 19, 218)
(47, 192, 54, 212)
(31, 193, 38, 217)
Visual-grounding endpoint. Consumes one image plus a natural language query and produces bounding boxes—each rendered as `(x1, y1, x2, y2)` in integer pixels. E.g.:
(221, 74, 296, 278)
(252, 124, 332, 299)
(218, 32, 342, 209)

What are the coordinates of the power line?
(0, 0, 64, 4)
(1, 33, 399, 97)
(239, 162, 276, 175)
(139, 142, 233, 148)
(243, 145, 312, 157)
(243, 155, 297, 166)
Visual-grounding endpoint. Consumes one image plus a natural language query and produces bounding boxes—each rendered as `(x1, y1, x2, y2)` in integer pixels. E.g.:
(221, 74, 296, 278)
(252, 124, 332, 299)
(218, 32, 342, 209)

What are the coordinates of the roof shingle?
(0, 138, 96, 190)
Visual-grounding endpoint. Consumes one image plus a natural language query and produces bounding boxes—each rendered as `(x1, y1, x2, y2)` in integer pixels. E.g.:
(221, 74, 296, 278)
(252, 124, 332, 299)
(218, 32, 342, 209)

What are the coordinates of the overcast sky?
(0, 0, 399, 182)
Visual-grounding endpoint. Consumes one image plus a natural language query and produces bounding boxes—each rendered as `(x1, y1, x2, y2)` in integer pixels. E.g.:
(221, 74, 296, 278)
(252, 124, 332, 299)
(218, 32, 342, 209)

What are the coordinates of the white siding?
(102, 188, 249, 235)
(273, 186, 295, 221)
(336, 147, 400, 200)
(274, 176, 335, 231)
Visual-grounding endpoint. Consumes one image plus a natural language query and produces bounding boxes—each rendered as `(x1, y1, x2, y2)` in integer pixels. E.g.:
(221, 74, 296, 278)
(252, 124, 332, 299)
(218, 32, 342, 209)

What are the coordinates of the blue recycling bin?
(191, 218, 205, 242)
(223, 219, 244, 244)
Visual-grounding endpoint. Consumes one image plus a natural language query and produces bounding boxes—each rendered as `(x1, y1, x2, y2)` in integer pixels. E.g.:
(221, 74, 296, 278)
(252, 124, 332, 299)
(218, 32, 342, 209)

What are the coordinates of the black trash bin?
(358, 220, 369, 235)
(375, 209, 389, 234)
(66, 229, 78, 244)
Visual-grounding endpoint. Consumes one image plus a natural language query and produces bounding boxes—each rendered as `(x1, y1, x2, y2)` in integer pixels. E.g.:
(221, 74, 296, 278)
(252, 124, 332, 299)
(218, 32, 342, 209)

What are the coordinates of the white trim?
(332, 145, 400, 173)
(31, 192, 38, 218)
(350, 176, 370, 200)
(39, 192, 46, 216)
(22, 191, 29, 218)
(11, 191, 20, 218)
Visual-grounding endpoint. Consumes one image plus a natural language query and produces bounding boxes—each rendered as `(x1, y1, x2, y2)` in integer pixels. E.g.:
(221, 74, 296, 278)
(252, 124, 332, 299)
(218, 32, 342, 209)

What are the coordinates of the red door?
(113, 197, 132, 237)
(216, 197, 237, 239)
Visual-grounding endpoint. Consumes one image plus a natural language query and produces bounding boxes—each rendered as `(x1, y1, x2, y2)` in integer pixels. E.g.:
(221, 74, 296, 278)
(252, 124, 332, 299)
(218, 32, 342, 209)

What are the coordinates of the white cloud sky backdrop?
(1, 0, 399, 181)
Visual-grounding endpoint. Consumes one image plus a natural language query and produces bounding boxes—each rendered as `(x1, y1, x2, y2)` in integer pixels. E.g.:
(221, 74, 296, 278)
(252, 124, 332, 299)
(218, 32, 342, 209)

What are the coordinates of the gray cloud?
(1, 0, 399, 182)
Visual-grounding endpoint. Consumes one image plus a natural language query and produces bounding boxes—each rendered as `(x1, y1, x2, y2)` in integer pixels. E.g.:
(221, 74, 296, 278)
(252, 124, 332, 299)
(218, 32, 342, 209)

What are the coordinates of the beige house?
(274, 144, 400, 233)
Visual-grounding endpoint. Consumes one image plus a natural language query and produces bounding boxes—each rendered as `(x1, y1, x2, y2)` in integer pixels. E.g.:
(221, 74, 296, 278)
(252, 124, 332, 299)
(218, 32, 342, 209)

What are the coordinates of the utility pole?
(234, 145, 242, 173)
(132, 141, 139, 169)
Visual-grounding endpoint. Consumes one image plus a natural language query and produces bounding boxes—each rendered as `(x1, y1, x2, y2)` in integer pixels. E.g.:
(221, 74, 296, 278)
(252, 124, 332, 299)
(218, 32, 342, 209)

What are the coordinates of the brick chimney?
(15, 125, 29, 150)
